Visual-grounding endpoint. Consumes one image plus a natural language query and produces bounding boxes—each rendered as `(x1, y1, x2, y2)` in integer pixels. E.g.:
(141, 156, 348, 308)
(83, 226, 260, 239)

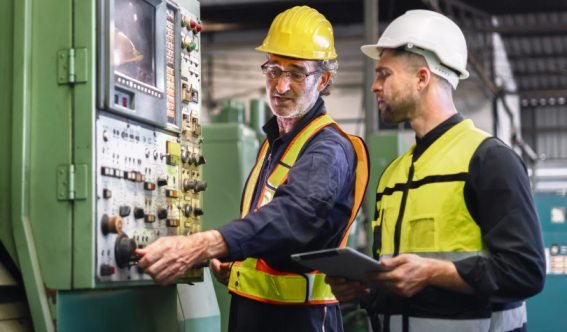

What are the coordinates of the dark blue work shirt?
(217, 97, 357, 273)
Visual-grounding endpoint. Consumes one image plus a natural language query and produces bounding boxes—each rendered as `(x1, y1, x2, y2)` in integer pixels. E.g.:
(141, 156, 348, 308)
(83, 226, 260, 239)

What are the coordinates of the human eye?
(262, 67, 280, 80)
(290, 70, 306, 82)
(375, 69, 390, 81)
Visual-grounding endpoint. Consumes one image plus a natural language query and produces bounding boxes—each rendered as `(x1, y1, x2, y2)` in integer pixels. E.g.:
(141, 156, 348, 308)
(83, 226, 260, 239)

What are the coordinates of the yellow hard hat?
(256, 6, 337, 60)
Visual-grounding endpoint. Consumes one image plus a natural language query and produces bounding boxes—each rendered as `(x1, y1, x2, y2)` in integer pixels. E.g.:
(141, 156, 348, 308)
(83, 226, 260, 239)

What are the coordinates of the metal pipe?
(363, 0, 379, 136)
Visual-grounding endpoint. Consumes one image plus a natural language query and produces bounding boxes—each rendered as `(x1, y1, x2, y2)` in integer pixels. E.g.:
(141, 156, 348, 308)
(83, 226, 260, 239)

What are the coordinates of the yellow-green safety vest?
(229, 114, 369, 305)
(372, 119, 529, 332)
(374, 119, 489, 259)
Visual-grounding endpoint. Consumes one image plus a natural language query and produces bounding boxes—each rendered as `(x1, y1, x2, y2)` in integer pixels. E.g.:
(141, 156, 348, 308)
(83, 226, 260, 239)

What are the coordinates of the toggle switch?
(193, 208, 204, 217)
(119, 205, 131, 217)
(157, 208, 168, 220)
(134, 208, 145, 219)
(157, 178, 168, 187)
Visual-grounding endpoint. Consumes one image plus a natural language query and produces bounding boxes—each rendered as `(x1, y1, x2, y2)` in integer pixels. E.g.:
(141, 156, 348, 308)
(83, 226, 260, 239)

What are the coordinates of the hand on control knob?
(136, 230, 228, 285)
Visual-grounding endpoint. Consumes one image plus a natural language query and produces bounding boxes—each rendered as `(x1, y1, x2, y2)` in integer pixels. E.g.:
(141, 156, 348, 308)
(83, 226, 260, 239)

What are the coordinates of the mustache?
(272, 92, 294, 98)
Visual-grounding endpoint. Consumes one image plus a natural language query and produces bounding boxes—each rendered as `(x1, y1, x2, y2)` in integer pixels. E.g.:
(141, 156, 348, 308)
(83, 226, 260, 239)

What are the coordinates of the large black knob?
(114, 234, 137, 268)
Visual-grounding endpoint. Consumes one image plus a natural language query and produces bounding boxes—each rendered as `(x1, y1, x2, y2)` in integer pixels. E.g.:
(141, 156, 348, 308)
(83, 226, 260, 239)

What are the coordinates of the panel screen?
(113, 0, 156, 87)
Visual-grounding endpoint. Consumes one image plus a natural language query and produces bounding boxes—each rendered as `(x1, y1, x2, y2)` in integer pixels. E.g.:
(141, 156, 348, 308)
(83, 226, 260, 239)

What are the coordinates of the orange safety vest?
(228, 114, 369, 305)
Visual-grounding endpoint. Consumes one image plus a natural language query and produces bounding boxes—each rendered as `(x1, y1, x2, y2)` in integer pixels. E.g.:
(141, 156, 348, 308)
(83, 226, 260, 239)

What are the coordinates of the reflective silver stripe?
(305, 273, 315, 301)
(378, 303, 526, 332)
(381, 251, 488, 261)
(489, 302, 527, 332)
(380, 315, 490, 332)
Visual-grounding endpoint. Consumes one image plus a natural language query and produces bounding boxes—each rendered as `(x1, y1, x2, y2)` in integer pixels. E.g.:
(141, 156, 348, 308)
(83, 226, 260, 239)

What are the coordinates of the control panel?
(96, 0, 204, 284)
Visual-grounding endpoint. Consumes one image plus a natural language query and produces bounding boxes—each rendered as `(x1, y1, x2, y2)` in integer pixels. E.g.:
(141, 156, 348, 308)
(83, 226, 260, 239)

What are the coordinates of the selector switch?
(119, 205, 131, 217)
(157, 208, 168, 220)
(157, 178, 168, 187)
(197, 155, 206, 166)
(103, 189, 112, 199)
(193, 208, 204, 217)
(134, 208, 145, 219)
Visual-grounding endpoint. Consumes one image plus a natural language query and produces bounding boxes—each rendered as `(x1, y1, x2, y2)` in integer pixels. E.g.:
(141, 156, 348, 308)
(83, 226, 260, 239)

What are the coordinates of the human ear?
(416, 67, 431, 91)
(317, 71, 331, 92)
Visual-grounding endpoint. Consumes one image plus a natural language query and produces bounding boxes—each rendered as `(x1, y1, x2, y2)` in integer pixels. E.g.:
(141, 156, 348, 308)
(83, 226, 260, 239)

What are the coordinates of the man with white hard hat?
(327, 9, 545, 332)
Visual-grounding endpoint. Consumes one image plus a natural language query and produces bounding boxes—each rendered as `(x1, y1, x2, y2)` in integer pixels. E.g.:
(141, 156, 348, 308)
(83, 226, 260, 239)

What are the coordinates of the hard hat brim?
(360, 44, 381, 60)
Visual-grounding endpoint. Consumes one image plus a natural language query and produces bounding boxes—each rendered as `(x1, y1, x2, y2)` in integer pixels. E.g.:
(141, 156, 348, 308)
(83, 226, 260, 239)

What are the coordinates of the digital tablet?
(291, 247, 385, 282)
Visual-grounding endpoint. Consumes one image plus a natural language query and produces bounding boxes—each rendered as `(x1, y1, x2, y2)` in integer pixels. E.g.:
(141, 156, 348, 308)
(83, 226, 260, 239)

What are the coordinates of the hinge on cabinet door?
(57, 164, 87, 201)
(57, 48, 87, 85)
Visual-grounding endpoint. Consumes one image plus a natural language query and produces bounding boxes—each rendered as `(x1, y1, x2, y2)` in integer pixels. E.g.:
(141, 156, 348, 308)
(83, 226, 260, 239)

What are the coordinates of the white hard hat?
(361, 10, 469, 89)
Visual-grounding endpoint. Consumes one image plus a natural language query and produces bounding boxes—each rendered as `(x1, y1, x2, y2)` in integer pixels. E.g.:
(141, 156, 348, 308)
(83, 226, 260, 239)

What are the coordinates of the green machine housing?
(527, 192, 567, 331)
(0, 0, 219, 331)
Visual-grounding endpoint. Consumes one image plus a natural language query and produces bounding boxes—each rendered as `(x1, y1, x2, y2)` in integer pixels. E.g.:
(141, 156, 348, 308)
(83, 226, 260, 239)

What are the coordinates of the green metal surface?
(58, 286, 178, 332)
(71, 0, 96, 290)
(0, 0, 16, 262)
(526, 192, 567, 332)
(364, 132, 412, 237)
(10, 0, 57, 330)
(202, 123, 259, 332)
(27, 0, 75, 290)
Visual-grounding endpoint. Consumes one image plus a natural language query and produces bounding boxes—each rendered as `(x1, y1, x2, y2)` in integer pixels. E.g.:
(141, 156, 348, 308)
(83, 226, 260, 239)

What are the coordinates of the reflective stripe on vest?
(378, 303, 526, 332)
(230, 114, 369, 305)
(374, 120, 489, 257)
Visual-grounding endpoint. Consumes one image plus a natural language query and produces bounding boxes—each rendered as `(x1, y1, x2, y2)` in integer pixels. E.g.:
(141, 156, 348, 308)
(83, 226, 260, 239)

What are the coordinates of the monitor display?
(113, 0, 156, 86)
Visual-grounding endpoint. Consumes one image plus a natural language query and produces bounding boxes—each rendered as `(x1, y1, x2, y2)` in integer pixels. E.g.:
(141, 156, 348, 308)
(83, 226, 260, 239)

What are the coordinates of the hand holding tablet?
(291, 247, 386, 282)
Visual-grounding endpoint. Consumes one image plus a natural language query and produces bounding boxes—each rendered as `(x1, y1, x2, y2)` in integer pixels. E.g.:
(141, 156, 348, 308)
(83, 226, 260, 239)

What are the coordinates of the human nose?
(371, 76, 383, 94)
(275, 73, 292, 93)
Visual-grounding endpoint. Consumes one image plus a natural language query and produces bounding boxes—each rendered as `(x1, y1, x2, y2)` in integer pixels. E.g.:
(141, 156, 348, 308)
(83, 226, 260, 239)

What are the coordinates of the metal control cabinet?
(1, 0, 219, 331)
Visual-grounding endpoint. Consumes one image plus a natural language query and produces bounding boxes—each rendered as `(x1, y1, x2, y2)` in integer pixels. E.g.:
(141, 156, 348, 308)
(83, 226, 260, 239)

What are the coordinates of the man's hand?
(210, 258, 232, 286)
(367, 254, 473, 297)
(325, 276, 371, 302)
(136, 230, 228, 285)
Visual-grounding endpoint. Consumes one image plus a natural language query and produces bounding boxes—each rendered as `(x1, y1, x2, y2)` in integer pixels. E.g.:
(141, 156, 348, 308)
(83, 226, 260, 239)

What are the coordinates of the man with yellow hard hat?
(137, 6, 369, 331)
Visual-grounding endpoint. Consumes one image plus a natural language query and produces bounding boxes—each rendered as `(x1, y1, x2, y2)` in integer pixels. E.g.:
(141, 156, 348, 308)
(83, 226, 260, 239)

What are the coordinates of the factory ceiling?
(200, 0, 567, 105)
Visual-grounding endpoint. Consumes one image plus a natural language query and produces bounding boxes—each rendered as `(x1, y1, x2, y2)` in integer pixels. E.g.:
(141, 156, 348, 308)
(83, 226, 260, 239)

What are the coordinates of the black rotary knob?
(114, 234, 137, 269)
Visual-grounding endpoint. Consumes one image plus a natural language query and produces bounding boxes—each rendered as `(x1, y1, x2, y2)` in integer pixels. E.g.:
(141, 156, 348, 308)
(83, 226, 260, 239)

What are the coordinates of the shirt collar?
(262, 97, 326, 145)
(413, 113, 464, 161)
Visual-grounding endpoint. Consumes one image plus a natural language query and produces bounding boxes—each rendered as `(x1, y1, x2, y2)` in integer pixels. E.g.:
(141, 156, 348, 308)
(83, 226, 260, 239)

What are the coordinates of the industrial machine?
(1, 0, 219, 331)
(527, 192, 567, 332)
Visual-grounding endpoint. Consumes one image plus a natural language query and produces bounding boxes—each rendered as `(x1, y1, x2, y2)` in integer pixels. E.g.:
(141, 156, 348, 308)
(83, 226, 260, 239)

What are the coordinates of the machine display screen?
(113, 0, 156, 86)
